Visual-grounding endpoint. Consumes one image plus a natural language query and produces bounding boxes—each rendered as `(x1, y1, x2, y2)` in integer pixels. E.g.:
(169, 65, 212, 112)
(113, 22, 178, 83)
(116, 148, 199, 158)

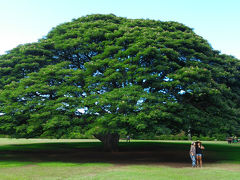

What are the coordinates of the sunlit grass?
(36, 162, 112, 167)
(0, 161, 31, 167)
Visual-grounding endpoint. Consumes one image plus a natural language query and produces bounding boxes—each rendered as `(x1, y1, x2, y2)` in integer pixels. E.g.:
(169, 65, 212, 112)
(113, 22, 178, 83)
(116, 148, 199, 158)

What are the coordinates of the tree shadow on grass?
(0, 141, 237, 168)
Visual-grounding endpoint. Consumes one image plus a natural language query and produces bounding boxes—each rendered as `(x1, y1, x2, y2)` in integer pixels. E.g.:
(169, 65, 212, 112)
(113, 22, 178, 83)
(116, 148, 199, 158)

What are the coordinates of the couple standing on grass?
(189, 140, 205, 168)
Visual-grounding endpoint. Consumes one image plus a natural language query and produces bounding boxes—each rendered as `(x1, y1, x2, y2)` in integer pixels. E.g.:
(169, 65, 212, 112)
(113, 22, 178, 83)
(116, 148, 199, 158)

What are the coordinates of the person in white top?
(189, 142, 196, 167)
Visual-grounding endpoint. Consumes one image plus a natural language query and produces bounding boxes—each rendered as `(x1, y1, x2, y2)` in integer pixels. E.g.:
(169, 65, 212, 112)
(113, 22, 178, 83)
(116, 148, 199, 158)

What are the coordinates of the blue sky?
(0, 0, 239, 58)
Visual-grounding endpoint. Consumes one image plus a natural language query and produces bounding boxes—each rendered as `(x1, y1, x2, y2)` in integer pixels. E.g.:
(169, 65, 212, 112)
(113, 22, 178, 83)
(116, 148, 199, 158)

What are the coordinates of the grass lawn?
(0, 138, 239, 180)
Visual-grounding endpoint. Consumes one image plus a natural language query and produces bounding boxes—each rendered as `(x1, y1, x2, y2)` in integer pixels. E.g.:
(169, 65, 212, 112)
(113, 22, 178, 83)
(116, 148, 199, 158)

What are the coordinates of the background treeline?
(0, 133, 224, 141)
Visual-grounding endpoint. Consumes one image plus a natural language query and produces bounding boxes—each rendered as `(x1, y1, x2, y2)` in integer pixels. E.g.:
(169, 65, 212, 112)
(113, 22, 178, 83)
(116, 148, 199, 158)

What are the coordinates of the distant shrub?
(133, 133, 223, 141)
(199, 136, 215, 141)
(192, 136, 198, 141)
(61, 132, 93, 139)
(0, 134, 10, 138)
(212, 134, 228, 141)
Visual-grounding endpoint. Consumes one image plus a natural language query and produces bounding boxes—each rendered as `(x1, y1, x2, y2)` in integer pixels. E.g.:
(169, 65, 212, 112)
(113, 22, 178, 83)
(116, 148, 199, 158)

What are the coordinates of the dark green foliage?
(0, 14, 240, 145)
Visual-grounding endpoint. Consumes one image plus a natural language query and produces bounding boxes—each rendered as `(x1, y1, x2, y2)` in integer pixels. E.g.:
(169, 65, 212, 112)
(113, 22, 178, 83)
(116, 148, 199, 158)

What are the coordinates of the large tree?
(0, 14, 240, 151)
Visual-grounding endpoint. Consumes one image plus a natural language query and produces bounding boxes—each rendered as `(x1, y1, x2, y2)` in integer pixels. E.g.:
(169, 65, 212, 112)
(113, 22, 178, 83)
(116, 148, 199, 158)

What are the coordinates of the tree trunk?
(94, 133, 119, 152)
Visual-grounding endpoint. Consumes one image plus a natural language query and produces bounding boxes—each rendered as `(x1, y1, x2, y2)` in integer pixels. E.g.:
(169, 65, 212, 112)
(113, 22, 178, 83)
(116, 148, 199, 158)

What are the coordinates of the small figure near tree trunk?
(227, 137, 232, 144)
(126, 135, 130, 142)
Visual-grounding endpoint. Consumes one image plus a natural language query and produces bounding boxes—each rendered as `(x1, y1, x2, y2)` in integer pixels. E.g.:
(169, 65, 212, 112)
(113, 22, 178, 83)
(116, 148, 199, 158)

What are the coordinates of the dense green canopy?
(0, 14, 240, 150)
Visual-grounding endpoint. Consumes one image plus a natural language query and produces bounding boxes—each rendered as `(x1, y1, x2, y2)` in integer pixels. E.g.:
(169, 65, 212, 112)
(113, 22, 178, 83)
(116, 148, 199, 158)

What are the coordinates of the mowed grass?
(0, 138, 239, 180)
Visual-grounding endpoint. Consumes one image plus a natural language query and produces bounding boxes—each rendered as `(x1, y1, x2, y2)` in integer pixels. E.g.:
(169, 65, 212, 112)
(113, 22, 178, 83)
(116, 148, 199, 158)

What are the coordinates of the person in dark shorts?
(195, 140, 205, 167)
